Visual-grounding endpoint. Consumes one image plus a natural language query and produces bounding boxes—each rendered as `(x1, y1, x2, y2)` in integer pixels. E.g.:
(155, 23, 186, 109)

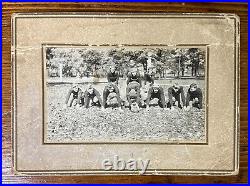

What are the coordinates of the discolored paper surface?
(12, 13, 240, 175)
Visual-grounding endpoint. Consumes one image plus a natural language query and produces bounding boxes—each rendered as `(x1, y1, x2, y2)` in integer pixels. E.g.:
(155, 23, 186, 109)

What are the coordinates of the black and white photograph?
(10, 12, 241, 177)
(44, 45, 207, 143)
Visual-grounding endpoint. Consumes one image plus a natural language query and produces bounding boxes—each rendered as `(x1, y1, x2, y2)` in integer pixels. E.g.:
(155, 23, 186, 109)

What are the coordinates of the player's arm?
(136, 87, 140, 97)
(127, 96, 132, 105)
(65, 88, 73, 104)
(103, 87, 108, 107)
(168, 87, 174, 107)
(146, 88, 152, 106)
(137, 73, 142, 87)
(180, 86, 186, 106)
(83, 91, 90, 108)
(77, 89, 82, 105)
(126, 74, 131, 85)
(150, 75, 154, 86)
(114, 85, 121, 97)
(186, 91, 191, 107)
(126, 87, 132, 105)
(125, 86, 129, 97)
(138, 77, 142, 87)
(94, 89, 103, 107)
(198, 88, 203, 109)
(116, 72, 119, 84)
(159, 87, 166, 106)
(107, 72, 111, 82)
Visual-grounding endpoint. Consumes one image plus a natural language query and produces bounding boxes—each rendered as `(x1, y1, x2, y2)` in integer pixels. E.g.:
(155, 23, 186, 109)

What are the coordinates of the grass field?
(46, 79, 206, 143)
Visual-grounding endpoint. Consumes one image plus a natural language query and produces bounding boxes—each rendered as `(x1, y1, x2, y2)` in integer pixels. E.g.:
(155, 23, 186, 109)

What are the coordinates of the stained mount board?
(12, 13, 239, 175)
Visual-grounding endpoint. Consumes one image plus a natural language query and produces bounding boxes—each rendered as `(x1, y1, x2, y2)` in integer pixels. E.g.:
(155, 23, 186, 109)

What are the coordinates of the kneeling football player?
(146, 84, 166, 110)
(186, 83, 203, 110)
(167, 83, 185, 110)
(83, 84, 103, 109)
(126, 81, 141, 112)
(103, 83, 123, 111)
(65, 83, 82, 108)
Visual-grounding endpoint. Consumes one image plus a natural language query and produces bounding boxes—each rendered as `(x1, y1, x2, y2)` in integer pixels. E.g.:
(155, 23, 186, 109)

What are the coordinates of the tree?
(45, 47, 206, 78)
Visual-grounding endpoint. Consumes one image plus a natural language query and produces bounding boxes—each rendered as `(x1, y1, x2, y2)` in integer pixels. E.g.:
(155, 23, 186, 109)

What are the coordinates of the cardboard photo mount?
(12, 13, 240, 175)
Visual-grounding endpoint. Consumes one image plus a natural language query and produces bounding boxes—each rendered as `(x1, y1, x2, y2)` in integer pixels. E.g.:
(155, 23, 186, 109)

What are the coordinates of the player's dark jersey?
(148, 87, 162, 99)
(168, 86, 185, 107)
(84, 88, 100, 99)
(127, 72, 141, 85)
(187, 88, 202, 100)
(107, 71, 119, 83)
(186, 87, 203, 108)
(103, 84, 120, 98)
(144, 73, 154, 85)
(65, 88, 82, 104)
(168, 86, 184, 99)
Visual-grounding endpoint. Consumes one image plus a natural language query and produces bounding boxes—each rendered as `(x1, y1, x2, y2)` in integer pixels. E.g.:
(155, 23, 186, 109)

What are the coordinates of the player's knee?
(93, 96, 98, 103)
(72, 99, 77, 106)
(67, 102, 71, 107)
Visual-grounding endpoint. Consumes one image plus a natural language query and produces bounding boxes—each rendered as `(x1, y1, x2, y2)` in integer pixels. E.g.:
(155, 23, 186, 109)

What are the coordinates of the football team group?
(64, 67, 203, 112)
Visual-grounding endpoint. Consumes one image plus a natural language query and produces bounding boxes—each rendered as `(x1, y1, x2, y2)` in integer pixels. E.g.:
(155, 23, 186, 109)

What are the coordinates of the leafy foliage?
(46, 47, 205, 78)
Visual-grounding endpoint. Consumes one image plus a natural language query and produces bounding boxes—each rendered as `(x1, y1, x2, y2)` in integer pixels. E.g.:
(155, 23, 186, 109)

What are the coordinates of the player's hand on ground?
(63, 104, 67, 109)
(119, 108, 124, 112)
(76, 104, 80, 108)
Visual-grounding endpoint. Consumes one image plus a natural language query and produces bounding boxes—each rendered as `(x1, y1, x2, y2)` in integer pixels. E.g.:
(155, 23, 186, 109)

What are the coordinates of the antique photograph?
(9, 11, 241, 176)
(44, 45, 207, 143)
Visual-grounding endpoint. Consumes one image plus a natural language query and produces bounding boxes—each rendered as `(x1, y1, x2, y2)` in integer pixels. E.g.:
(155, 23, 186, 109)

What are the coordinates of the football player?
(83, 84, 103, 109)
(186, 83, 203, 110)
(146, 84, 166, 110)
(64, 83, 82, 108)
(107, 66, 119, 85)
(127, 68, 142, 86)
(103, 83, 123, 111)
(126, 81, 141, 112)
(167, 83, 185, 110)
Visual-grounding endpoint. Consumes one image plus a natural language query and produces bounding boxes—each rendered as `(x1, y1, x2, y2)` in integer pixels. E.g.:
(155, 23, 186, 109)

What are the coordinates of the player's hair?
(190, 83, 197, 88)
(87, 84, 93, 89)
(72, 83, 78, 88)
(152, 83, 160, 88)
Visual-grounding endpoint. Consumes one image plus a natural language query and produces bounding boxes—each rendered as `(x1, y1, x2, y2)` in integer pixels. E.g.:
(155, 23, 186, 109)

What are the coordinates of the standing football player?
(127, 68, 142, 86)
(107, 66, 119, 85)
